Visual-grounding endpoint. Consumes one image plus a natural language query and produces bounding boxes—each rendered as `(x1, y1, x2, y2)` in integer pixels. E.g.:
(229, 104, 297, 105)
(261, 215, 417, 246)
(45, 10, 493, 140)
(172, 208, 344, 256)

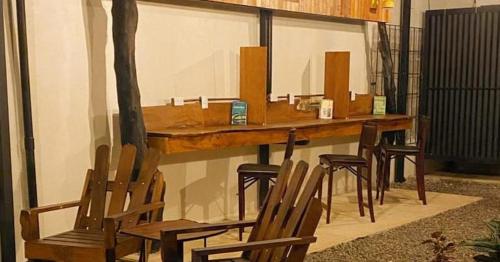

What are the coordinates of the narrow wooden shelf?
(147, 114, 412, 154)
(139, 0, 390, 23)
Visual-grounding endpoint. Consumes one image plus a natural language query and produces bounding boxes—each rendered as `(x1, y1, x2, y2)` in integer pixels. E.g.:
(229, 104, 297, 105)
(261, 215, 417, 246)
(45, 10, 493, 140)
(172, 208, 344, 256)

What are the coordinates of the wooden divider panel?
(350, 94, 374, 116)
(266, 100, 318, 124)
(325, 51, 350, 119)
(143, 104, 204, 131)
(240, 47, 267, 125)
(202, 102, 232, 126)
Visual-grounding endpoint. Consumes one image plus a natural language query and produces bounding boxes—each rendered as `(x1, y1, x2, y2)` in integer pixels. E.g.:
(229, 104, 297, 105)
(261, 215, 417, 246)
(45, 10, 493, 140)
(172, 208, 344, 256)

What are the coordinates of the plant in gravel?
(462, 219, 500, 262)
(422, 231, 456, 262)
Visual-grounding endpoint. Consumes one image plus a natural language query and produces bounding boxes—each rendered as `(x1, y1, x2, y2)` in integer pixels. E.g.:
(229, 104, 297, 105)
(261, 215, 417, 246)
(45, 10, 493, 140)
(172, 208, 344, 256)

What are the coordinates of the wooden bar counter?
(147, 114, 412, 154)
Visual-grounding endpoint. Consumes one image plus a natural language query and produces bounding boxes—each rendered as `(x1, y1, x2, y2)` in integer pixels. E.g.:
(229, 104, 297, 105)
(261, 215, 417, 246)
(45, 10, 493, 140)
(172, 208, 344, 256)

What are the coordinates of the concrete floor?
(133, 188, 481, 261)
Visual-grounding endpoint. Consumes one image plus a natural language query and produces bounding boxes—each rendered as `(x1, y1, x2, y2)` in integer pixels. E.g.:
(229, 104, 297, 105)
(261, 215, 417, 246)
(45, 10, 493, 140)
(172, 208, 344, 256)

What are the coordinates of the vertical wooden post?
(112, 0, 147, 176)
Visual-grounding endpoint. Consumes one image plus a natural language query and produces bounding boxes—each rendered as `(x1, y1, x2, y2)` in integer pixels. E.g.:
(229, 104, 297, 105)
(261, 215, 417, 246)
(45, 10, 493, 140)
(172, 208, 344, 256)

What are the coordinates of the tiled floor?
(129, 188, 481, 261)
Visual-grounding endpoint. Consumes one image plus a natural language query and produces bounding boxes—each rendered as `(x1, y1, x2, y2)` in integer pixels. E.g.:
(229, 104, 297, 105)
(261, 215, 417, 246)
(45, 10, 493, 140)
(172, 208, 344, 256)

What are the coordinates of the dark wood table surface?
(120, 219, 228, 242)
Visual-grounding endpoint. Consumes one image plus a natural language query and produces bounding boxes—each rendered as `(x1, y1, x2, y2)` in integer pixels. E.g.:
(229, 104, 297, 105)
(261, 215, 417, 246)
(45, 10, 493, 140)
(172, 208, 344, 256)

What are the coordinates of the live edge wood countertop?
(147, 114, 413, 154)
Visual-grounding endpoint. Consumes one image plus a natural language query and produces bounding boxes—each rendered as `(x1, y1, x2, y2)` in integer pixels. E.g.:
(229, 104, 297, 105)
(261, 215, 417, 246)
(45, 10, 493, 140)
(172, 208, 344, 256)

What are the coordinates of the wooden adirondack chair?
(20, 144, 166, 262)
(160, 160, 325, 262)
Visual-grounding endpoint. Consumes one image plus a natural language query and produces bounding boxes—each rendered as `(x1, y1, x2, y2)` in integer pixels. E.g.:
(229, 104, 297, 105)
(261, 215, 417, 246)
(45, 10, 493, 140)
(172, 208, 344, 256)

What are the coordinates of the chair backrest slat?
(269, 165, 325, 261)
(417, 116, 431, 153)
(107, 144, 137, 216)
(256, 161, 309, 261)
(87, 145, 111, 230)
(149, 171, 165, 223)
(358, 123, 378, 159)
(246, 160, 293, 246)
(74, 169, 93, 230)
(286, 198, 323, 262)
(283, 129, 297, 160)
(121, 148, 161, 228)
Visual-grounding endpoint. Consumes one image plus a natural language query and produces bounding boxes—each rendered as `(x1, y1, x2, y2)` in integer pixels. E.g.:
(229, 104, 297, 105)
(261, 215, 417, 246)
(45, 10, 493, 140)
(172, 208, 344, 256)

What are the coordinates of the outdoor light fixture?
(371, 0, 395, 9)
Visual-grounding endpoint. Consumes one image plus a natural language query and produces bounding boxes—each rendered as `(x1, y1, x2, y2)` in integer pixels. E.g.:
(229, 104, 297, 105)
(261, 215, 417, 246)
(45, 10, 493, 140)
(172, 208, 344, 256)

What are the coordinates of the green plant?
(462, 219, 500, 262)
(422, 231, 456, 262)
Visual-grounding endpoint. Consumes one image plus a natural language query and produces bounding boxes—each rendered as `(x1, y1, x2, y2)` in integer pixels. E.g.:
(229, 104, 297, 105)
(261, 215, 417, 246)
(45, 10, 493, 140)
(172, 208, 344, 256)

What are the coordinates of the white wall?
(4, 0, 425, 260)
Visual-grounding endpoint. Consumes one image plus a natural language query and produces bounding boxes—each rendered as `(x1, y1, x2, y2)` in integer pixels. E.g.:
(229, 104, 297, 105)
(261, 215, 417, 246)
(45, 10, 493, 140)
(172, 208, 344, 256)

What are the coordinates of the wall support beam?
(0, 0, 16, 259)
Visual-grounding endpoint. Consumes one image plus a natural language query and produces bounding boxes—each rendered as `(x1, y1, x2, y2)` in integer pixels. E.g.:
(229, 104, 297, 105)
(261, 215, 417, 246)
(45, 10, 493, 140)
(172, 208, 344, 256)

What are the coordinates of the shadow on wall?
(159, 147, 256, 221)
(82, 0, 111, 164)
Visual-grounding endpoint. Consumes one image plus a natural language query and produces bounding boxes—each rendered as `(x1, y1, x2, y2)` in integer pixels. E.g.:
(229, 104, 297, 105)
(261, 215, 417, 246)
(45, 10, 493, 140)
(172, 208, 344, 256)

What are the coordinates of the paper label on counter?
(270, 93, 279, 102)
(200, 96, 209, 109)
(289, 94, 295, 105)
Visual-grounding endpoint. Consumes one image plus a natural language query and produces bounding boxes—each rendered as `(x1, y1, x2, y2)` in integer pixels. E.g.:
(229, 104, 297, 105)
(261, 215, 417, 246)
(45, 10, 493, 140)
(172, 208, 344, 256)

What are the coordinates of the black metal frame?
(16, 0, 38, 208)
(258, 10, 272, 206)
(395, 0, 411, 182)
(0, 0, 17, 260)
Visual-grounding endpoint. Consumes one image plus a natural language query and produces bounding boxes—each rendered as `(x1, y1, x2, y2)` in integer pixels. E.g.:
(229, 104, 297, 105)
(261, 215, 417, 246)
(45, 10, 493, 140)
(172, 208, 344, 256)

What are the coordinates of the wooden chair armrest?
(105, 201, 165, 223)
(191, 236, 317, 261)
(20, 200, 81, 241)
(161, 220, 256, 236)
(23, 200, 81, 215)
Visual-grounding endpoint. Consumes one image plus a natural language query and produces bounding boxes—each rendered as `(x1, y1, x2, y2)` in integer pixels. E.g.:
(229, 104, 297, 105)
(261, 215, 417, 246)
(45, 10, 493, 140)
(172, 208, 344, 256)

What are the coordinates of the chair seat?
(25, 230, 141, 261)
(237, 163, 281, 174)
(319, 154, 367, 166)
(383, 144, 420, 154)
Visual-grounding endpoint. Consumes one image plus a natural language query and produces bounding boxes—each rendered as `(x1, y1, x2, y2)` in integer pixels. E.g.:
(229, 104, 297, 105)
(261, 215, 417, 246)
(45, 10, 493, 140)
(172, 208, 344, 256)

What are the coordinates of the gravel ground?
(305, 176, 500, 262)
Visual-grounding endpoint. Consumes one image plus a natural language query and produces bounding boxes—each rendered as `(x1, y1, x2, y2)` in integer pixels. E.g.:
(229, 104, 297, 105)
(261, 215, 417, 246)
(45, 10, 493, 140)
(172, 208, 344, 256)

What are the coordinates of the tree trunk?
(111, 0, 147, 176)
(378, 22, 398, 145)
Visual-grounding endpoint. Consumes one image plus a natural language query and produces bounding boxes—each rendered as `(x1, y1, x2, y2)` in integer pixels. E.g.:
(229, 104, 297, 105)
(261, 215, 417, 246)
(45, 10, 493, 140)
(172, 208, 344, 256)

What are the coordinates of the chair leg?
(238, 173, 246, 241)
(356, 168, 365, 217)
(380, 154, 391, 205)
(416, 156, 427, 205)
(365, 166, 375, 223)
(376, 153, 384, 200)
(326, 167, 334, 224)
(317, 173, 323, 201)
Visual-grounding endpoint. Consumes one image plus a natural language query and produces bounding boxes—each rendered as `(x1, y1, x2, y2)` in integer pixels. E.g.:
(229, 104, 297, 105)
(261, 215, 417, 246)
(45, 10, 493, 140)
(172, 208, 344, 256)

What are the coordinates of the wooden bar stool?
(377, 116, 430, 205)
(237, 128, 297, 240)
(318, 122, 378, 224)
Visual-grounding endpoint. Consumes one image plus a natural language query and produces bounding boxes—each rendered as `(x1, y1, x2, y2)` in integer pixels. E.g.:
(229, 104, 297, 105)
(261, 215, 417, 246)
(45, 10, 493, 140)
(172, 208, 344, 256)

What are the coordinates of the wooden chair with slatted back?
(160, 160, 325, 262)
(20, 144, 166, 262)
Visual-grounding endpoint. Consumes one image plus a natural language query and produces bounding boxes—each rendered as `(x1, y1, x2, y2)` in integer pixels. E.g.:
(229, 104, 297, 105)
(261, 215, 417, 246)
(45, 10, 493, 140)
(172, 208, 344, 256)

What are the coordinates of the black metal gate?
(421, 5, 500, 162)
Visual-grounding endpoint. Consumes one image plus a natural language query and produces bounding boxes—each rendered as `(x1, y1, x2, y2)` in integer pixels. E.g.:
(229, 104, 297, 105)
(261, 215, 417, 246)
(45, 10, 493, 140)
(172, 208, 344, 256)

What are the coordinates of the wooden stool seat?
(237, 164, 281, 174)
(319, 154, 368, 166)
(382, 144, 419, 154)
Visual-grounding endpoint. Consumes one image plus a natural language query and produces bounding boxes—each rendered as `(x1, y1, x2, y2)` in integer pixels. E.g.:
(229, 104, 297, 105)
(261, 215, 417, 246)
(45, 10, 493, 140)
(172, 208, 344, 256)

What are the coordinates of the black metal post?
(395, 0, 411, 183)
(258, 9, 272, 206)
(16, 0, 38, 207)
(0, 0, 17, 259)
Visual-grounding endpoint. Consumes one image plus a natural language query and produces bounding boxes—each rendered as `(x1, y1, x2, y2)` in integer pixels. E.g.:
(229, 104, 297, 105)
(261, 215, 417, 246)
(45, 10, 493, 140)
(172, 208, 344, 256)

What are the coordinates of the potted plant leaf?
(462, 219, 500, 262)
